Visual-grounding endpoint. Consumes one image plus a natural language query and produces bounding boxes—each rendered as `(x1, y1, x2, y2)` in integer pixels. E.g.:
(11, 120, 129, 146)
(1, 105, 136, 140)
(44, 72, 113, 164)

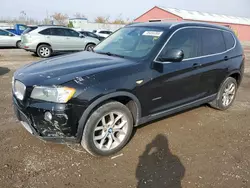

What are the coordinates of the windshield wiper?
(96, 51, 124, 58)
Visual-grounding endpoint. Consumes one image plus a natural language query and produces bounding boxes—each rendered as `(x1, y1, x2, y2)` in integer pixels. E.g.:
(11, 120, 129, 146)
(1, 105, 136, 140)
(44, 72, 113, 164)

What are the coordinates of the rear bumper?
(13, 96, 84, 144)
(20, 42, 36, 52)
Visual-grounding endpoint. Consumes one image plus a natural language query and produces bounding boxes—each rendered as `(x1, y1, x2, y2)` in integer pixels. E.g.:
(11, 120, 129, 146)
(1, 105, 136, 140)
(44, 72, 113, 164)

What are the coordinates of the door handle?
(224, 56, 229, 61)
(192, 63, 202, 68)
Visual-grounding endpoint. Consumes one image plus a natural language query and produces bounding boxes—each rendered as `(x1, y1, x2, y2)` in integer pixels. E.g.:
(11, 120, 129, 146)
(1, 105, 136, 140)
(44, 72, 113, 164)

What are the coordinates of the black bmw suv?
(12, 22, 245, 156)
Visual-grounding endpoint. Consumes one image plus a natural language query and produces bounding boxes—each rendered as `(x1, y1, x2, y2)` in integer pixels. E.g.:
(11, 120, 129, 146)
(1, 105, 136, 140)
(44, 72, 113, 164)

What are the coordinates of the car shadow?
(136, 134, 185, 188)
(0, 47, 17, 49)
(0, 67, 10, 76)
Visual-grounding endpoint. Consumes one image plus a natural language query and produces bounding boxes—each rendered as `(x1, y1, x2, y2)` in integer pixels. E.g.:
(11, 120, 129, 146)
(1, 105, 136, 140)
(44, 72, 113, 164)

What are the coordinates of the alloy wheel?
(93, 111, 128, 151)
(86, 44, 95, 51)
(39, 47, 50, 57)
(222, 82, 236, 107)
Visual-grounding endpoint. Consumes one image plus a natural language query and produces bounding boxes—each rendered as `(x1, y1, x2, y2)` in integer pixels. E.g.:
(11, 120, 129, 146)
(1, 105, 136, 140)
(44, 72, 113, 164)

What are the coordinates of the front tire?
(81, 101, 133, 156)
(37, 44, 52, 58)
(209, 77, 237, 110)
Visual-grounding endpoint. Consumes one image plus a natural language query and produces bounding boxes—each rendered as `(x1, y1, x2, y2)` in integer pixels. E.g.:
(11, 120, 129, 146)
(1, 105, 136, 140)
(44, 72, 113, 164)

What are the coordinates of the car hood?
(14, 51, 136, 86)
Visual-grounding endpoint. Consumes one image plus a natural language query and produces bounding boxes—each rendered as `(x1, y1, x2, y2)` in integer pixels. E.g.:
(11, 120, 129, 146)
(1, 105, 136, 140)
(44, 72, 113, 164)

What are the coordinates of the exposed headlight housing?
(31, 86, 76, 103)
(13, 80, 26, 100)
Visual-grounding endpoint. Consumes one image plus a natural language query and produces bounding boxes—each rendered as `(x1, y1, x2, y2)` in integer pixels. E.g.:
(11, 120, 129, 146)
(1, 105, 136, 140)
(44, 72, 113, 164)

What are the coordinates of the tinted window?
(161, 28, 200, 59)
(223, 31, 235, 50)
(201, 29, 226, 55)
(87, 32, 98, 38)
(19, 25, 27, 31)
(50, 28, 66, 36)
(39, 29, 51, 35)
(64, 29, 79, 37)
(99, 31, 111, 34)
(23, 27, 38, 35)
(0, 29, 9, 36)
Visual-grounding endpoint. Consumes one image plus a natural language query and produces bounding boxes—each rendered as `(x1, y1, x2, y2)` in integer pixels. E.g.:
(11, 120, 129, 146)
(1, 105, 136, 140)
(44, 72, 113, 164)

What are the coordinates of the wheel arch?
(36, 43, 52, 52)
(16, 40, 21, 47)
(228, 71, 242, 85)
(76, 91, 142, 142)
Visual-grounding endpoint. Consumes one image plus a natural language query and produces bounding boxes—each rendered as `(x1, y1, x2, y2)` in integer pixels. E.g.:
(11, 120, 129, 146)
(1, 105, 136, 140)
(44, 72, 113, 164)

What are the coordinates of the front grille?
(13, 80, 26, 100)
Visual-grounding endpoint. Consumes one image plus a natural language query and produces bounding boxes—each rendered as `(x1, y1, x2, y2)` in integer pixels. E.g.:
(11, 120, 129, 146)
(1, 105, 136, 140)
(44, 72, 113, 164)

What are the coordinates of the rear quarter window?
(201, 29, 226, 56)
(39, 29, 51, 35)
(223, 31, 235, 50)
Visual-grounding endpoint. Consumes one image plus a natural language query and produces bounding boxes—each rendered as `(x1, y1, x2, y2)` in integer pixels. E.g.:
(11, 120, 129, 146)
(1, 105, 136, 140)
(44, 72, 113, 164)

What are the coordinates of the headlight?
(31, 86, 76, 103)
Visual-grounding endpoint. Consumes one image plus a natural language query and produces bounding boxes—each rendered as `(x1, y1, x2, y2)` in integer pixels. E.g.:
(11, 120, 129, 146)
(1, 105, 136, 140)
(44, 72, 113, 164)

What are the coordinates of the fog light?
(44, 112, 52, 121)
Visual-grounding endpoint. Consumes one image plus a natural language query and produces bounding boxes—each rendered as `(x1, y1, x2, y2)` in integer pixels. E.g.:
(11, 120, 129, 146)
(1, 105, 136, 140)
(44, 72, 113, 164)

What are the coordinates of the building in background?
(134, 6, 250, 41)
(68, 18, 125, 32)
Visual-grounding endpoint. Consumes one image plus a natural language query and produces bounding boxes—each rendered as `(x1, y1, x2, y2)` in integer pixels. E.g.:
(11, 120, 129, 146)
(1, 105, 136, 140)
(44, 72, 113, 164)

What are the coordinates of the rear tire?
(85, 43, 95, 51)
(209, 77, 237, 110)
(37, 44, 52, 58)
(16, 41, 21, 48)
(81, 101, 133, 156)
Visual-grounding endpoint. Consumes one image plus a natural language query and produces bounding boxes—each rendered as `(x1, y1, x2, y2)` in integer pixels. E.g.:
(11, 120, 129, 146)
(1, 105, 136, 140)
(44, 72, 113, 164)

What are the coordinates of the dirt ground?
(0, 47, 250, 188)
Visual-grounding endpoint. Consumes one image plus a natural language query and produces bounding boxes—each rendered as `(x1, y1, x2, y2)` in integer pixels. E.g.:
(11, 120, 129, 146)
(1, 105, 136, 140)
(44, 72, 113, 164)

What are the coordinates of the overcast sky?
(0, 0, 250, 21)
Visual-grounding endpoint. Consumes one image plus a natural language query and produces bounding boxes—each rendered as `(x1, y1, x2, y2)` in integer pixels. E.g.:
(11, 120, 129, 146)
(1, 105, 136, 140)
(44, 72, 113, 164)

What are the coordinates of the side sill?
(137, 94, 217, 126)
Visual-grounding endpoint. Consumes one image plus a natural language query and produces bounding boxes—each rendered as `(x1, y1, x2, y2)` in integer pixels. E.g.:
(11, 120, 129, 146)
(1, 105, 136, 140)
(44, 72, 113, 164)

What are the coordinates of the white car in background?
(0, 29, 21, 48)
(93, 30, 112, 38)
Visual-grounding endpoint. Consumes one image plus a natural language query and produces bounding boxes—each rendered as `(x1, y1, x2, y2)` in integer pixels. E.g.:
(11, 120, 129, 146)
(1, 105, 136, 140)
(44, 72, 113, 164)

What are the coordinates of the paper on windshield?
(142, 31, 163, 37)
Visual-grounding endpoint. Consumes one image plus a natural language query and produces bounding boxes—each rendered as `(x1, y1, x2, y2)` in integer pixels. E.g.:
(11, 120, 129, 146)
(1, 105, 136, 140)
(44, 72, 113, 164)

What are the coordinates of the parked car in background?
(80, 31, 105, 41)
(12, 22, 244, 156)
(0, 29, 21, 48)
(21, 26, 100, 58)
(6, 24, 28, 35)
(93, 30, 112, 38)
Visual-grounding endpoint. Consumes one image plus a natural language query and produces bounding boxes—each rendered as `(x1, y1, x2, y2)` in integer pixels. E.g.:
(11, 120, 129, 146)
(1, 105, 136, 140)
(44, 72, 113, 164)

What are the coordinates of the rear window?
(201, 29, 226, 56)
(99, 31, 112, 34)
(223, 31, 235, 50)
(22, 27, 38, 35)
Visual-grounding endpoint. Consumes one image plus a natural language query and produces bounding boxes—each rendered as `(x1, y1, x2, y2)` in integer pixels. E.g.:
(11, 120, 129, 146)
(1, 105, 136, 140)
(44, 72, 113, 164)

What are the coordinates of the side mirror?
(8, 33, 15, 37)
(79, 34, 85, 38)
(157, 49, 184, 62)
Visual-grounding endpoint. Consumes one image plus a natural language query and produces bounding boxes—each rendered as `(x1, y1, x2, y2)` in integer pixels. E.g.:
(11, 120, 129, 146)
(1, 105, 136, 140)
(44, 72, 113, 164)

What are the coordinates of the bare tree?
(41, 18, 51, 25)
(111, 18, 126, 24)
(94, 16, 110, 23)
(51, 12, 68, 25)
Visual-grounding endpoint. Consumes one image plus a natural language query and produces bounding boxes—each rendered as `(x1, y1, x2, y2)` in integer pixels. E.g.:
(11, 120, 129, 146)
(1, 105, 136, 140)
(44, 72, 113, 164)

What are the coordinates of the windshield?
(94, 27, 165, 58)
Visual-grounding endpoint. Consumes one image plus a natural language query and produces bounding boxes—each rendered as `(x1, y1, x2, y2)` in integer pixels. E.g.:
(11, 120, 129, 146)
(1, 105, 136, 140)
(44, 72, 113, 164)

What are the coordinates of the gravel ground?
(0, 47, 250, 188)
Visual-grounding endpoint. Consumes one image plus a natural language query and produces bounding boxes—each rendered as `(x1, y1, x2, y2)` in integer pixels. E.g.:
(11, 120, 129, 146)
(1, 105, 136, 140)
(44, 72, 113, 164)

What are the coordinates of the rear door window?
(201, 29, 226, 56)
(50, 28, 66, 36)
(223, 31, 235, 50)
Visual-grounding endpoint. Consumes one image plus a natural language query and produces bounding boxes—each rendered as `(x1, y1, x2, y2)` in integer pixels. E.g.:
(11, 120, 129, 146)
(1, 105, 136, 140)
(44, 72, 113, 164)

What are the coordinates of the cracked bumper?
(13, 96, 83, 144)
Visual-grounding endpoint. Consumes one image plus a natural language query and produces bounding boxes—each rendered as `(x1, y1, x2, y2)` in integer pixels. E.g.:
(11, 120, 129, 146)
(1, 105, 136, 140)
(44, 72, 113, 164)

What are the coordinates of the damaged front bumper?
(13, 96, 84, 144)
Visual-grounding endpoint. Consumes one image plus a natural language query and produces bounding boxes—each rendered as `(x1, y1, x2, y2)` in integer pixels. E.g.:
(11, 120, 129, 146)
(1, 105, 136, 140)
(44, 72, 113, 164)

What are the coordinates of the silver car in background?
(21, 26, 100, 58)
(0, 29, 21, 48)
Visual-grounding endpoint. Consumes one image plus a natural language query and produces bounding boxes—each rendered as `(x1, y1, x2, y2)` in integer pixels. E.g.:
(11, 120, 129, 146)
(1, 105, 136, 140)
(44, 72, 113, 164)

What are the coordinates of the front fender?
(75, 91, 141, 142)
